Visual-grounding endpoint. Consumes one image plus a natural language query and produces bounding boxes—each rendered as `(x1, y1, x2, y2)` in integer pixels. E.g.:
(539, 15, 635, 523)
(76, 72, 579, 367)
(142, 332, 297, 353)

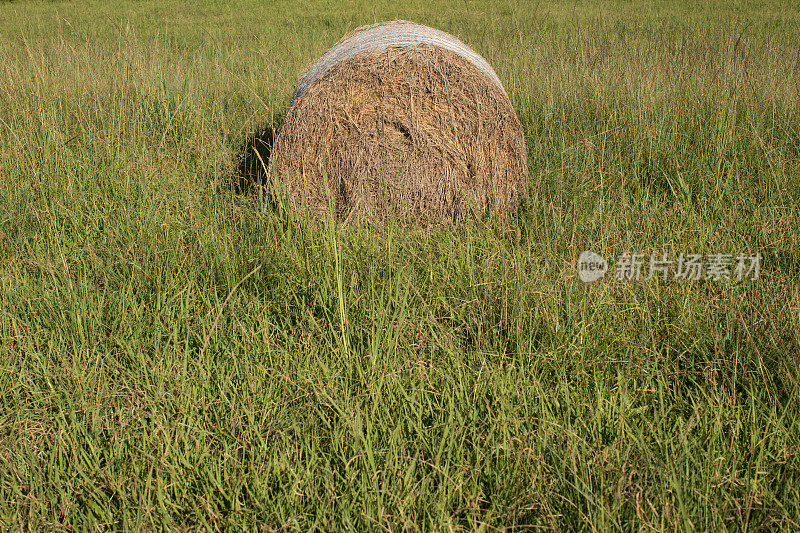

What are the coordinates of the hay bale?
(271, 20, 528, 224)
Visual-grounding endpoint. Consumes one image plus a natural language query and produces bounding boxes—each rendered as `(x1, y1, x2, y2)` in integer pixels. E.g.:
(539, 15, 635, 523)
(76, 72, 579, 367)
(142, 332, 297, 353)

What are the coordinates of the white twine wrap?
(289, 21, 507, 106)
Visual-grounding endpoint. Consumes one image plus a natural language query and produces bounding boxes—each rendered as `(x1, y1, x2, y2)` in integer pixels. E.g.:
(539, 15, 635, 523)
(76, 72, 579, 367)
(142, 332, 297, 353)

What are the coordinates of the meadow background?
(1, 0, 799, 529)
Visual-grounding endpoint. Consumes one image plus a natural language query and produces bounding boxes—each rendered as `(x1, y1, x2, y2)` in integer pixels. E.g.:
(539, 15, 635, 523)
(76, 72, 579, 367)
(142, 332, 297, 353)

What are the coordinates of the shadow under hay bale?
(271, 21, 528, 225)
(233, 116, 282, 196)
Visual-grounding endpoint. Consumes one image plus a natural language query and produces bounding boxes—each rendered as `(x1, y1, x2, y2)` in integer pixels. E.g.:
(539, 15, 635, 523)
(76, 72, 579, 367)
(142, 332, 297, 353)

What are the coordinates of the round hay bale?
(271, 20, 528, 224)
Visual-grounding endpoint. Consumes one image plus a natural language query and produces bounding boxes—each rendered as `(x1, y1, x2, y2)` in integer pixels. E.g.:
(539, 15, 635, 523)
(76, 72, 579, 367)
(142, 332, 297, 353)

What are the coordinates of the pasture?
(0, 0, 799, 529)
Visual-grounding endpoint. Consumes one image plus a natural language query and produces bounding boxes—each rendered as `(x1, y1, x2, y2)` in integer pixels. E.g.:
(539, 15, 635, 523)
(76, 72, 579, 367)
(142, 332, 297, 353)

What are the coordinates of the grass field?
(1, 0, 799, 529)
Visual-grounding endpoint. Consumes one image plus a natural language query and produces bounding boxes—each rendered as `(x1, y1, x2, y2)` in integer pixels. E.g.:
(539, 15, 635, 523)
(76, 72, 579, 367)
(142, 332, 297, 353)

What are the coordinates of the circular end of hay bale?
(272, 22, 528, 224)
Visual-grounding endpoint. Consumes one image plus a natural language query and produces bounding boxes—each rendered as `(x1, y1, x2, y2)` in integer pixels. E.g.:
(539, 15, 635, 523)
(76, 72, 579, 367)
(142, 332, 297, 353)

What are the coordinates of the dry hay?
(271, 21, 528, 224)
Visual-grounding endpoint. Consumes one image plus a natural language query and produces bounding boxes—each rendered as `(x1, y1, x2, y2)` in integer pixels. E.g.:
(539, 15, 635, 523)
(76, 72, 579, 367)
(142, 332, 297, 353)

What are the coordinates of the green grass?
(1, 0, 799, 529)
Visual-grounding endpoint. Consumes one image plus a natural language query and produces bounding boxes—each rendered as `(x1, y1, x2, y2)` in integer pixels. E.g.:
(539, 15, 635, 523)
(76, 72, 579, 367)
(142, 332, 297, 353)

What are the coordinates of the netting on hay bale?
(271, 20, 528, 224)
